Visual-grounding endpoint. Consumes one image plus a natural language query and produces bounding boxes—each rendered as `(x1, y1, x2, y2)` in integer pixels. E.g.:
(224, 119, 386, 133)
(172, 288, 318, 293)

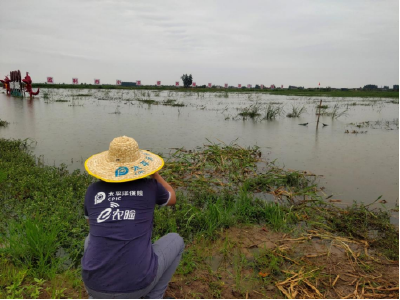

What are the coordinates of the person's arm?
(151, 172, 176, 206)
(84, 202, 90, 226)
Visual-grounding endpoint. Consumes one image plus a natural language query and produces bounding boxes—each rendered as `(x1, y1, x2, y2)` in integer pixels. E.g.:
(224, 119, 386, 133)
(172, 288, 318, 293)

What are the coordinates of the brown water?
(0, 89, 398, 213)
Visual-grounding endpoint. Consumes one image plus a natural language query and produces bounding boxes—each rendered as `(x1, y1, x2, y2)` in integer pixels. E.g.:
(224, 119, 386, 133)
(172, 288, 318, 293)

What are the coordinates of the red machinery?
(0, 75, 11, 95)
(1, 70, 39, 97)
(22, 72, 40, 97)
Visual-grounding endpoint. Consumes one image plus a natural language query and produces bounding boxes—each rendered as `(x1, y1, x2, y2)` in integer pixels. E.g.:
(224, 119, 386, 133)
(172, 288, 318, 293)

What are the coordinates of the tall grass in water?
(237, 103, 262, 120)
(286, 105, 306, 118)
(330, 104, 348, 119)
(263, 104, 284, 120)
(318, 104, 348, 119)
(216, 91, 229, 98)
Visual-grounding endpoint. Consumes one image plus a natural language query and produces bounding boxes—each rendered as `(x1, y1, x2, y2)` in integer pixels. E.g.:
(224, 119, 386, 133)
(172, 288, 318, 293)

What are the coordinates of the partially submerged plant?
(237, 103, 262, 120)
(316, 104, 328, 109)
(330, 104, 348, 119)
(286, 105, 306, 118)
(137, 99, 159, 105)
(75, 94, 91, 97)
(162, 99, 185, 107)
(263, 104, 284, 120)
(0, 119, 9, 127)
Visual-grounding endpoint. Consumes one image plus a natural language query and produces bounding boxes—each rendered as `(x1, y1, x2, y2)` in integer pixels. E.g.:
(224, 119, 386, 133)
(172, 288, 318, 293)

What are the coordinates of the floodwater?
(0, 89, 398, 213)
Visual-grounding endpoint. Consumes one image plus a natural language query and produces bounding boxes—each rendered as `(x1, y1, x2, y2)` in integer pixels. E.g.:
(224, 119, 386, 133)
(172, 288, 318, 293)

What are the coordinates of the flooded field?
(0, 89, 398, 210)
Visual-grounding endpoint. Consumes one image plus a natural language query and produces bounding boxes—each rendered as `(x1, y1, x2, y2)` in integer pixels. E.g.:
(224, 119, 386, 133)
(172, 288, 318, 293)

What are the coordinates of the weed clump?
(238, 103, 261, 119)
(323, 201, 399, 260)
(263, 104, 284, 120)
(0, 119, 9, 127)
(286, 105, 306, 118)
(137, 99, 159, 105)
(162, 99, 185, 107)
(317, 104, 348, 119)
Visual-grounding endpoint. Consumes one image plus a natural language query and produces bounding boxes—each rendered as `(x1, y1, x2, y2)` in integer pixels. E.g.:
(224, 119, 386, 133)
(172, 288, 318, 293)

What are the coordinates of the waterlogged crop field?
(0, 88, 398, 209)
(0, 88, 398, 298)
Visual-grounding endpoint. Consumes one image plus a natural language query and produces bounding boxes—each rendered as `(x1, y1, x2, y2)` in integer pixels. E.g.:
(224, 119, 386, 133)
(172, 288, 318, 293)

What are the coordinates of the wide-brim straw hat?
(85, 136, 164, 182)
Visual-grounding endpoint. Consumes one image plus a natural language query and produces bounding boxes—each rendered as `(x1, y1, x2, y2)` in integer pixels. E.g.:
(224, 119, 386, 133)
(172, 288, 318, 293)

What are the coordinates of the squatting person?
(81, 136, 184, 299)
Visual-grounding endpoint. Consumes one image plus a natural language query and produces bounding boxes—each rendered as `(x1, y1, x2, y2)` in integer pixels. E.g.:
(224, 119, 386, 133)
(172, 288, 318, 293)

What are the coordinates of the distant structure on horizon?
(121, 81, 137, 87)
(363, 84, 378, 90)
(288, 85, 304, 90)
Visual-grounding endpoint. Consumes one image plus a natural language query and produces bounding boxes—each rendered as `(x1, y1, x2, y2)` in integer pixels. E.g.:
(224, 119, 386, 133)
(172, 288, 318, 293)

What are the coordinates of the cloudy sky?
(1, 0, 398, 88)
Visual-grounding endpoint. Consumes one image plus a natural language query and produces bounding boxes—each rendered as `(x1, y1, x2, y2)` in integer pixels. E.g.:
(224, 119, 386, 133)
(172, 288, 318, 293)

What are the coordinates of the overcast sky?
(1, 0, 398, 88)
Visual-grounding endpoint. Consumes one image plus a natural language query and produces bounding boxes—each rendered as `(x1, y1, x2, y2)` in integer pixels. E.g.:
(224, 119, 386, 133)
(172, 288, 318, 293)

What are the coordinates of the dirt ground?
(164, 226, 399, 299)
(40, 225, 398, 299)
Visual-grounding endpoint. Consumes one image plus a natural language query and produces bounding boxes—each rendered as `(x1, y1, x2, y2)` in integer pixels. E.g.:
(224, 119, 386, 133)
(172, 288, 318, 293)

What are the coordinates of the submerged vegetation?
(0, 138, 398, 298)
(286, 105, 306, 118)
(316, 103, 348, 119)
(237, 103, 284, 120)
(0, 119, 9, 127)
(263, 104, 284, 120)
(137, 99, 159, 105)
(238, 103, 262, 119)
(162, 99, 185, 107)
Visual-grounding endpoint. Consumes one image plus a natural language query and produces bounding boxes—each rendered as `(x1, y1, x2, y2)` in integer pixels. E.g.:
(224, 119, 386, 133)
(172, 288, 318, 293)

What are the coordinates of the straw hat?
(85, 136, 164, 182)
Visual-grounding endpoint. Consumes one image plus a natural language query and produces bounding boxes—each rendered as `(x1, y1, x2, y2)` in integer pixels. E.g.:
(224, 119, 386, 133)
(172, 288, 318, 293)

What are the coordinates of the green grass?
(2, 218, 65, 278)
(253, 248, 284, 276)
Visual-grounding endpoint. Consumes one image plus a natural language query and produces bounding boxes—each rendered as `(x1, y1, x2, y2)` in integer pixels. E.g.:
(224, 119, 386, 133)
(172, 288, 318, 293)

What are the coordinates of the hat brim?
(85, 150, 164, 183)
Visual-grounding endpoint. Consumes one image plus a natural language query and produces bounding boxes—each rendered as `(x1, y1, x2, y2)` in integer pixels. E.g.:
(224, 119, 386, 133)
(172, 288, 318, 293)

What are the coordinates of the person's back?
(82, 136, 184, 298)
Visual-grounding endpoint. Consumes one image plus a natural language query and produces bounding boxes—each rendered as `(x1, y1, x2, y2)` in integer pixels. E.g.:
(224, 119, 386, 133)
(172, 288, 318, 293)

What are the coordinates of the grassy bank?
(29, 84, 400, 98)
(0, 138, 398, 298)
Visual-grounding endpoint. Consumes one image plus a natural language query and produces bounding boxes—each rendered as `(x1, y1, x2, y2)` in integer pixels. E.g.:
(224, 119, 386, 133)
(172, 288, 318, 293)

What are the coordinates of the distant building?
(121, 82, 137, 87)
(394, 85, 399, 91)
(289, 86, 304, 90)
(363, 84, 378, 90)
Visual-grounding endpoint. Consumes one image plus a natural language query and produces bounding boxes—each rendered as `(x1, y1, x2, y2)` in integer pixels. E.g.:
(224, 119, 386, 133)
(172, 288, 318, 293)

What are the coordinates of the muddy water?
(0, 89, 398, 212)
